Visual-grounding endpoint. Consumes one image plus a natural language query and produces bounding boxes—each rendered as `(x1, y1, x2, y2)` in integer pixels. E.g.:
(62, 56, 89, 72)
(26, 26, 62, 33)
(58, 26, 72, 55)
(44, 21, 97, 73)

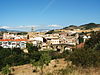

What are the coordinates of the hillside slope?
(63, 23, 100, 30)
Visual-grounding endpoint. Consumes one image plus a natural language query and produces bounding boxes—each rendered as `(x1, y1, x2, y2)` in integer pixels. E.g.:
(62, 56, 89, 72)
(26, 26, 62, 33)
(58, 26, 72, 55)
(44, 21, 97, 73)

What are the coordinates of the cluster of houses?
(0, 32, 91, 51)
(28, 32, 90, 51)
(0, 33, 28, 49)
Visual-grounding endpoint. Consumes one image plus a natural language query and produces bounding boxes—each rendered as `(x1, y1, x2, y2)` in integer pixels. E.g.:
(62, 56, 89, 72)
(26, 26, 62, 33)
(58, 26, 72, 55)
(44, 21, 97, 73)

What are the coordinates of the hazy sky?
(0, 0, 100, 31)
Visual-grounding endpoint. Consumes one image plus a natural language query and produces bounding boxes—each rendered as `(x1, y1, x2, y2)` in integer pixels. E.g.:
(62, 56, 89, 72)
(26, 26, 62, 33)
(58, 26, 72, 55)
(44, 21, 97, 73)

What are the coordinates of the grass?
(46, 66, 100, 75)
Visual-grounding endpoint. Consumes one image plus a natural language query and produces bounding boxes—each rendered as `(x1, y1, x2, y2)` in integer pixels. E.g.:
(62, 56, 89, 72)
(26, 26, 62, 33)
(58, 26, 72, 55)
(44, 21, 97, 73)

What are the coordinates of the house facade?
(0, 39, 28, 49)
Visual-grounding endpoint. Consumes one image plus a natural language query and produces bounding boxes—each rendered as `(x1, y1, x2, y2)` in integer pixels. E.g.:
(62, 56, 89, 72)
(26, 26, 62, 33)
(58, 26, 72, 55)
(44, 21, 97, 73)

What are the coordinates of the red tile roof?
(0, 39, 28, 41)
(70, 43, 85, 49)
(76, 43, 84, 48)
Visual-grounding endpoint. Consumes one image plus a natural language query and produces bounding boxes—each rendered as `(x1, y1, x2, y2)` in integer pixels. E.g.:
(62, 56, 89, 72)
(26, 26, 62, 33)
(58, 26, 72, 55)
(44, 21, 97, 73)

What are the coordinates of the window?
(0, 42, 2, 45)
(12, 43, 15, 45)
(3, 42, 7, 44)
(8, 42, 11, 45)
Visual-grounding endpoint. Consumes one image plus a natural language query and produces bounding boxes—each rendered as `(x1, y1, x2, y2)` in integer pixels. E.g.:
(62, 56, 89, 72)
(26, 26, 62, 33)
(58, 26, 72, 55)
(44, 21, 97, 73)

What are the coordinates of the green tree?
(93, 42, 100, 50)
(0, 47, 30, 70)
(67, 48, 100, 67)
(78, 36, 84, 43)
(0, 48, 11, 59)
(1, 65, 11, 75)
(31, 52, 51, 75)
(85, 31, 100, 49)
(26, 43, 38, 53)
(17, 32, 27, 35)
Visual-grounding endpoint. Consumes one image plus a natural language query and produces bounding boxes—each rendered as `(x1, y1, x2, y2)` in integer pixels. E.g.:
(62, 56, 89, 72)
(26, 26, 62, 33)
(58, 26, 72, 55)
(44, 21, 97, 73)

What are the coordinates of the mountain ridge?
(63, 23, 100, 30)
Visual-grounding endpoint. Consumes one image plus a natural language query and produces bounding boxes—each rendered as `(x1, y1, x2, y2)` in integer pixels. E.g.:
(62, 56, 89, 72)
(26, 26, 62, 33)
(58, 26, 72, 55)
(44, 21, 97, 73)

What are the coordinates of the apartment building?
(0, 39, 28, 49)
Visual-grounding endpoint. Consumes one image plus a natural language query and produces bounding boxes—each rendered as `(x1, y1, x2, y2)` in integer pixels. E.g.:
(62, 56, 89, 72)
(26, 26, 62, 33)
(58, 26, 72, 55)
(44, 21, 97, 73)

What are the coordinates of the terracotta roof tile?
(0, 39, 28, 41)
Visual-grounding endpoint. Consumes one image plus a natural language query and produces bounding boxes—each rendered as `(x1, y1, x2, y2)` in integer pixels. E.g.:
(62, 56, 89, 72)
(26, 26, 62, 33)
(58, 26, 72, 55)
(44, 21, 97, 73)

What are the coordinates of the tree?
(17, 32, 27, 35)
(45, 30, 54, 34)
(93, 42, 100, 50)
(26, 43, 38, 53)
(85, 31, 100, 49)
(78, 36, 84, 43)
(0, 48, 11, 60)
(11, 48, 24, 54)
(1, 65, 11, 75)
(67, 48, 100, 67)
(0, 47, 30, 70)
(31, 52, 51, 75)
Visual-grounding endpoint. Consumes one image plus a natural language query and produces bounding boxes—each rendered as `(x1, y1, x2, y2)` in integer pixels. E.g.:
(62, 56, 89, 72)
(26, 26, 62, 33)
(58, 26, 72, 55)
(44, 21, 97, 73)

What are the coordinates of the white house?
(0, 39, 28, 49)
(83, 35, 91, 42)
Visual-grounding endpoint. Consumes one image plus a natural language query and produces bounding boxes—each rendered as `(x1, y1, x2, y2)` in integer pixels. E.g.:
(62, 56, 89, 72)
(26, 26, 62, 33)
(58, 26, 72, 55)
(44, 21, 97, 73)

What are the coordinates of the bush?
(67, 48, 100, 67)
(26, 43, 38, 53)
(68, 31, 100, 68)
(50, 51, 63, 59)
(49, 50, 70, 59)
(58, 65, 76, 75)
(85, 31, 100, 49)
(31, 52, 51, 75)
(1, 65, 11, 75)
(29, 51, 41, 61)
(0, 48, 30, 70)
(93, 42, 100, 50)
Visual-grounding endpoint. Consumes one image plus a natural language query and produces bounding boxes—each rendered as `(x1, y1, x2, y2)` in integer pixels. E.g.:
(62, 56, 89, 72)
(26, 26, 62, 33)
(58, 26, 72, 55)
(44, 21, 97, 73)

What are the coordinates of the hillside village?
(0, 23, 100, 75)
(0, 0, 100, 74)
(0, 23, 100, 52)
(0, 23, 99, 52)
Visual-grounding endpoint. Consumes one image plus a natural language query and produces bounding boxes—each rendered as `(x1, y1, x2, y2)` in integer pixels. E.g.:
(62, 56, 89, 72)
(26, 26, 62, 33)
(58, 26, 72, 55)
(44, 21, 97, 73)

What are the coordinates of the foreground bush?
(58, 65, 76, 75)
(85, 31, 100, 49)
(67, 48, 100, 67)
(1, 65, 11, 75)
(0, 48, 30, 70)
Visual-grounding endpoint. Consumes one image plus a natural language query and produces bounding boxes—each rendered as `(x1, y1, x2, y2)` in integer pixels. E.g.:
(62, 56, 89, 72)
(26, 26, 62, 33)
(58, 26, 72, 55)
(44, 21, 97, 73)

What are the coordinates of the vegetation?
(63, 23, 100, 30)
(80, 23, 100, 29)
(67, 31, 100, 68)
(31, 52, 51, 75)
(46, 30, 61, 34)
(46, 66, 100, 75)
(1, 65, 11, 75)
(63, 25, 78, 30)
(0, 44, 52, 74)
(85, 31, 100, 49)
(26, 43, 39, 53)
(58, 65, 76, 75)
(0, 31, 100, 75)
(0, 48, 30, 70)
(67, 48, 100, 67)
(16, 32, 28, 35)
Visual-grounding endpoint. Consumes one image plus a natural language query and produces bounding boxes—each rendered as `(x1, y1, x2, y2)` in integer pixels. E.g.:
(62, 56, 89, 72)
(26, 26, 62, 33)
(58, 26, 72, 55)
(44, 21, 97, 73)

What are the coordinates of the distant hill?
(63, 23, 100, 30)
(0, 28, 7, 31)
(0, 28, 22, 32)
(63, 25, 78, 30)
(79, 23, 100, 30)
(46, 23, 100, 34)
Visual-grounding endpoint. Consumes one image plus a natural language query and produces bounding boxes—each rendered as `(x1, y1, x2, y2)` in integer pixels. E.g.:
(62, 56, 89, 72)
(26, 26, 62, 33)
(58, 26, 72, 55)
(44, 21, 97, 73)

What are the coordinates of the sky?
(0, 0, 100, 31)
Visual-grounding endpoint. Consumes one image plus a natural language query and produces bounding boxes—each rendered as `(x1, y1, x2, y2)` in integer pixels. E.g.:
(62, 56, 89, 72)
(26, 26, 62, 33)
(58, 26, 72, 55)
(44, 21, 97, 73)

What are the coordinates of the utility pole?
(31, 27, 34, 32)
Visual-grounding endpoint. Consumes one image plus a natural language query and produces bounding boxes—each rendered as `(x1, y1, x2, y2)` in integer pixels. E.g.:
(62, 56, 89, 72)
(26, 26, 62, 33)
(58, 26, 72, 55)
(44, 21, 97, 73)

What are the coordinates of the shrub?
(31, 52, 51, 75)
(26, 43, 38, 53)
(1, 65, 11, 75)
(85, 31, 100, 49)
(58, 65, 76, 75)
(49, 50, 70, 59)
(93, 42, 100, 50)
(0, 48, 30, 70)
(67, 48, 100, 67)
